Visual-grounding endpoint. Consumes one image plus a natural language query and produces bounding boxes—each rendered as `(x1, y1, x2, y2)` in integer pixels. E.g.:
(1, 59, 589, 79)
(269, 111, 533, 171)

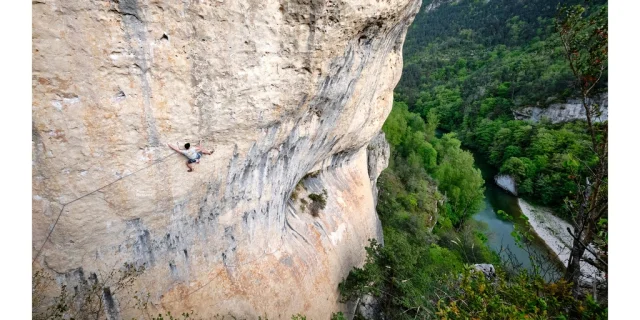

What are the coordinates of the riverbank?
(518, 199, 604, 284)
(469, 149, 563, 279)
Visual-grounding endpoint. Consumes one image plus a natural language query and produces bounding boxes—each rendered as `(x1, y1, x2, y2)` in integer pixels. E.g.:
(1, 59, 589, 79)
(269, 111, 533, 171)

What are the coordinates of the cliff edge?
(32, 0, 420, 318)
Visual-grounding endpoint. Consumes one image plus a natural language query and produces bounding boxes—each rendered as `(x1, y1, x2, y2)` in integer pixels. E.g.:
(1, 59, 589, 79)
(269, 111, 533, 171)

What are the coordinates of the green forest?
(340, 0, 608, 318)
(398, 0, 607, 212)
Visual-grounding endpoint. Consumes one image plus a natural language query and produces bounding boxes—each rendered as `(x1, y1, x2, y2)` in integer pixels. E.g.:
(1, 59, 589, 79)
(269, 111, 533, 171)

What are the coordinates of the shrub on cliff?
(308, 189, 327, 217)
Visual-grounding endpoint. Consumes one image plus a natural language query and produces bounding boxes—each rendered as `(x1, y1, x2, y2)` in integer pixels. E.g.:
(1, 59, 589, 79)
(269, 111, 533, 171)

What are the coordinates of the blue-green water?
(470, 151, 564, 280)
(434, 129, 562, 279)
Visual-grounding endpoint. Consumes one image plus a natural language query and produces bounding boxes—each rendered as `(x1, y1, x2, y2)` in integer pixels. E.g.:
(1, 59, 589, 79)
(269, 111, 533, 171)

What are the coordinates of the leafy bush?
(435, 268, 607, 319)
(308, 189, 327, 217)
(495, 209, 512, 221)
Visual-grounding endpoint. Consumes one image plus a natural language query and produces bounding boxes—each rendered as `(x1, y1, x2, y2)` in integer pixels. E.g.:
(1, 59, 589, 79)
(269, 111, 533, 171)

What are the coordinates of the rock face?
(518, 199, 605, 286)
(472, 264, 496, 280)
(356, 294, 385, 320)
(32, 0, 420, 318)
(367, 131, 391, 205)
(425, 0, 460, 13)
(494, 174, 517, 196)
(513, 93, 608, 124)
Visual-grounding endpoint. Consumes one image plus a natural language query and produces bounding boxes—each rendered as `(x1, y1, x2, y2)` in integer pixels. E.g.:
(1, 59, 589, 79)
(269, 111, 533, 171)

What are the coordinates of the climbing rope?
(32, 151, 179, 264)
(32, 140, 294, 309)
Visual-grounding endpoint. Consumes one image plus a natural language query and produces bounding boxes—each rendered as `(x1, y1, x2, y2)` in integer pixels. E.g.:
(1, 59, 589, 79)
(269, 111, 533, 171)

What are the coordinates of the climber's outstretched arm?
(196, 140, 213, 155)
(167, 143, 182, 153)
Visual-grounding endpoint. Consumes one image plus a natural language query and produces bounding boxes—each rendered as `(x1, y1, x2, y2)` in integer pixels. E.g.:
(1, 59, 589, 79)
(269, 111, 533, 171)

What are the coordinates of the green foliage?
(382, 101, 410, 146)
(339, 219, 573, 319)
(495, 209, 512, 221)
(556, 4, 608, 94)
(398, 0, 595, 109)
(433, 134, 485, 225)
(308, 192, 327, 206)
(308, 189, 327, 217)
(555, 1, 608, 293)
(394, 0, 606, 216)
(381, 102, 485, 232)
(338, 236, 468, 319)
(500, 156, 524, 176)
(466, 117, 597, 212)
(340, 109, 494, 317)
(435, 220, 498, 265)
(337, 1, 609, 318)
(424, 108, 439, 141)
(330, 312, 346, 320)
(414, 86, 464, 131)
(434, 268, 607, 319)
(339, 0, 609, 318)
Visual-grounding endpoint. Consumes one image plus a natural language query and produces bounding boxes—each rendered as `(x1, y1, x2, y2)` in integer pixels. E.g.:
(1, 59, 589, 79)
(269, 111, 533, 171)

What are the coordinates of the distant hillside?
(397, 0, 607, 111)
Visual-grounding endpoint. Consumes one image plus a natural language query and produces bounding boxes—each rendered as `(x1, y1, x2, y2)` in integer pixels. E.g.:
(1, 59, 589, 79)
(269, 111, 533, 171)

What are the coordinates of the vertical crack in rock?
(102, 287, 121, 320)
(126, 218, 155, 267)
(117, 0, 160, 147)
(367, 131, 391, 204)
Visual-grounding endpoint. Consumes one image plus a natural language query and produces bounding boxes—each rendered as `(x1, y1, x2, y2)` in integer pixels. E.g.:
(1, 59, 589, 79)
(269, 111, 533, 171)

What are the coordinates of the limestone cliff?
(425, 0, 460, 13)
(32, 0, 420, 318)
(494, 174, 517, 196)
(513, 93, 608, 124)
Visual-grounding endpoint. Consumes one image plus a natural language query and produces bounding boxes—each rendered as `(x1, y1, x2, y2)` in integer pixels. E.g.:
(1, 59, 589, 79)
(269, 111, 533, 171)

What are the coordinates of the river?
(470, 150, 564, 281)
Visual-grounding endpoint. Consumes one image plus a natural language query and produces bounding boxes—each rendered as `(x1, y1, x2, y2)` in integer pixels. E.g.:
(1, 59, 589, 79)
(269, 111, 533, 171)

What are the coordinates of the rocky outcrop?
(494, 174, 517, 196)
(513, 93, 608, 124)
(32, 0, 421, 318)
(518, 200, 605, 286)
(367, 131, 391, 204)
(425, 0, 460, 13)
(356, 294, 385, 320)
(472, 264, 496, 280)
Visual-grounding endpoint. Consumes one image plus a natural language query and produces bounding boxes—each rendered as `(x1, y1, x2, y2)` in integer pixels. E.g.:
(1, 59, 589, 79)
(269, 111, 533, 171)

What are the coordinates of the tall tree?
(555, 3, 608, 298)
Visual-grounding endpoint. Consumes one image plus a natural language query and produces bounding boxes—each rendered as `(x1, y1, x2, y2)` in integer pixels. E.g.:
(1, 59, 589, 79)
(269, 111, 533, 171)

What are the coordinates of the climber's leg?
(186, 161, 194, 172)
(201, 149, 212, 155)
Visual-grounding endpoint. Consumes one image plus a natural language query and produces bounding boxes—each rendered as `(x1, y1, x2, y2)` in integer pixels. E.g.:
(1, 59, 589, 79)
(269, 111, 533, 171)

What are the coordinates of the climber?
(167, 140, 213, 172)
